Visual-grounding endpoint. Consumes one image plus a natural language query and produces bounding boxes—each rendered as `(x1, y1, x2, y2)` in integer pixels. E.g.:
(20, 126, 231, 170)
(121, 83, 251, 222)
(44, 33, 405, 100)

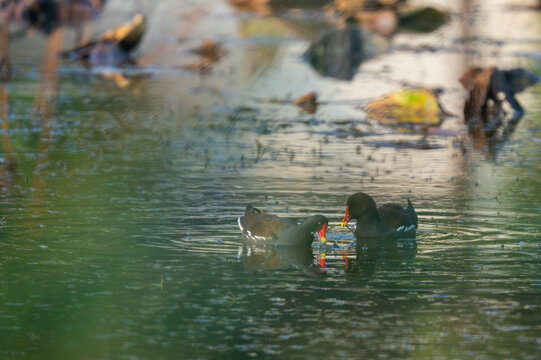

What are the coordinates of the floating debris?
(62, 14, 147, 66)
(363, 88, 448, 127)
(293, 92, 318, 114)
(190, 39, 228, 62)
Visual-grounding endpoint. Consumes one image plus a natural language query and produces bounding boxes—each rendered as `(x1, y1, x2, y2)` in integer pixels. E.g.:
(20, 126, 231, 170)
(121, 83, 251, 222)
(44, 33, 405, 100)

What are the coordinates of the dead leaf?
(294, 92, 318, 114)
(364, 88, 446, 126)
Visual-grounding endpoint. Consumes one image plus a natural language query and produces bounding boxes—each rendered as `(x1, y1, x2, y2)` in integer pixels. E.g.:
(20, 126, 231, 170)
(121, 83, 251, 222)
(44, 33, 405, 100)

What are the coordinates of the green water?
(1, 0, 541, 359)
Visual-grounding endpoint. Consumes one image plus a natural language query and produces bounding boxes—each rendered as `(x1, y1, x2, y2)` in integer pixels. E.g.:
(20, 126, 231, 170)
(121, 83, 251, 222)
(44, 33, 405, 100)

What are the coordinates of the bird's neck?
(355, 211, 383, 232)
(358, 209, 380, 224)
(297, 217, 316, 231)
(293, 217, 320, 243)
(355, 212, 386, 238)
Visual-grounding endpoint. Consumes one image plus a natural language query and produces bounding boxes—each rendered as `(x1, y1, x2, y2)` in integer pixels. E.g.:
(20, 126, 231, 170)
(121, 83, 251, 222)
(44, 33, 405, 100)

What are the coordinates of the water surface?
(1, 0, 541, 359)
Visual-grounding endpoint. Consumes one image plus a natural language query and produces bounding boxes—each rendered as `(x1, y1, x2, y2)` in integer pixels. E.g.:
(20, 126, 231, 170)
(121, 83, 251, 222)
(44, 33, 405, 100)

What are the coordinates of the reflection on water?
(0, 0, 540, 359)
(239, 241, 321, 274)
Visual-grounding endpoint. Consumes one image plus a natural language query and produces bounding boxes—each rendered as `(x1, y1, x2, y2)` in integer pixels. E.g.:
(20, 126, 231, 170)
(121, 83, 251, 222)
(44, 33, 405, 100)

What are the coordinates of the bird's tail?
(407, 198, 418, 228)
(407, 198, 414, 209)
(239, 204, 259, 232)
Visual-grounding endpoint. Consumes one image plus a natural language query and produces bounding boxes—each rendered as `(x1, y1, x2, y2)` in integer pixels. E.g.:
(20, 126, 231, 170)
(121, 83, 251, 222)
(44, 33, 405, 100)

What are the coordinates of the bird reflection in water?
(313, 233, 417, 278)
(350, 236, 417, 277)
(238, 240, 325, 276)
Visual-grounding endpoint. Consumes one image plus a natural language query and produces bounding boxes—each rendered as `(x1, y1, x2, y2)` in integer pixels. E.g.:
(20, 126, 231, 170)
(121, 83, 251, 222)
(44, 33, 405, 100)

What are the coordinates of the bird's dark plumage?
(341, 192, 417, 239)
(238, 205, 328, 247)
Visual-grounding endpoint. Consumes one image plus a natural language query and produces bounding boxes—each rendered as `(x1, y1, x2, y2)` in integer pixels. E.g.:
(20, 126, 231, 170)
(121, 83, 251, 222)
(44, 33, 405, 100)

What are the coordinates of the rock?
(304, 20, 364, 81)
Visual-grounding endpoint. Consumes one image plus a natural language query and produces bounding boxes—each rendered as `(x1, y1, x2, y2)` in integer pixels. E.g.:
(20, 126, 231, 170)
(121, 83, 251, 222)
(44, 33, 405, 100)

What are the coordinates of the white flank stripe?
(238, 220, 273, 242)
(237, 217, 244, 232)
(405, 224, 416, 232)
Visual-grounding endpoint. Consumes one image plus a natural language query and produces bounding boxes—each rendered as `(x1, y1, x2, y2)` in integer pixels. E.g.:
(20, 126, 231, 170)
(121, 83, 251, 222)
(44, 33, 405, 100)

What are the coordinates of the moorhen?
(238, 205, 328, 247)
(341, 192, 418, 239)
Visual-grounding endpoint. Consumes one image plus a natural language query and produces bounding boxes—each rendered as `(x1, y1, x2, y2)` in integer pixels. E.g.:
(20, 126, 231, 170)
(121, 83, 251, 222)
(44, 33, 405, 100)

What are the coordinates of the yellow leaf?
(365, 89, 444, 126)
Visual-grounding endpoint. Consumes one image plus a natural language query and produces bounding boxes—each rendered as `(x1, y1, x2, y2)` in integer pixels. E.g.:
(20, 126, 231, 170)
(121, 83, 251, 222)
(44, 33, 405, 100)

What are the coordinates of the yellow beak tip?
(321, 237, 326, 243)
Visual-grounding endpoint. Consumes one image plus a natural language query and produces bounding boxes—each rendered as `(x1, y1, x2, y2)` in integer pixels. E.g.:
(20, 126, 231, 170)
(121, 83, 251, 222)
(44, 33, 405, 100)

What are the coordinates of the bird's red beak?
(341, 206, 351, 227)
(319, 223, 327, 243)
